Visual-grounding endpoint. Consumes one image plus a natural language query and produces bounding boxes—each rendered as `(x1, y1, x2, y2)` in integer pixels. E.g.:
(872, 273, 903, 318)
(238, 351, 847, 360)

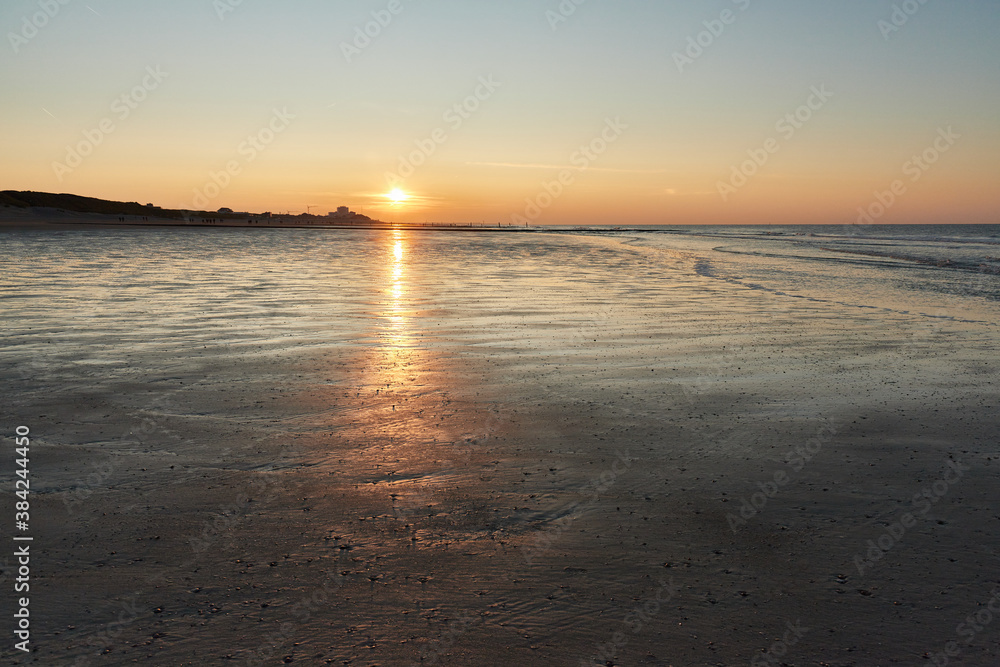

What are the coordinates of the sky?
(1, 0, 998, 225)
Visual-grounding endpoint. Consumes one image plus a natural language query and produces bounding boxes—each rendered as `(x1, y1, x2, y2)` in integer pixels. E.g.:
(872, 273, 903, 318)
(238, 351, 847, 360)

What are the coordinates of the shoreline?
(0, 207, 530, 232)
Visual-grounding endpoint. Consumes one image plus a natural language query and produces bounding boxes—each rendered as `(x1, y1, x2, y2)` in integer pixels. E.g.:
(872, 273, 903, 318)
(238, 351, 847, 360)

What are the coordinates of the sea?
(550, 224, 1000, 325)
(2, 223, 997, 375)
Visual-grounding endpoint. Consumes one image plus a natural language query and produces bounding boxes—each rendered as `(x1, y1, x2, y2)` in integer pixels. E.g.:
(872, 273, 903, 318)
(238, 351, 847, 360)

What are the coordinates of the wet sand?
(2, 227, 998, 665)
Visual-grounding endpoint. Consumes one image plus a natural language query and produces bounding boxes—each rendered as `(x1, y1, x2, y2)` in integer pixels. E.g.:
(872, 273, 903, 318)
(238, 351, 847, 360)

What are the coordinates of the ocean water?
(557, 224, 1000, 327)
(2, 224, 997, 364)
(3, 223, 996, 420)
(0, 227, 658, 396)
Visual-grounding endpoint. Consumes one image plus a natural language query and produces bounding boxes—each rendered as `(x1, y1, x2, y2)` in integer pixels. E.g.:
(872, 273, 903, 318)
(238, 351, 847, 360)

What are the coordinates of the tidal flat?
(2, 223, 998, 666)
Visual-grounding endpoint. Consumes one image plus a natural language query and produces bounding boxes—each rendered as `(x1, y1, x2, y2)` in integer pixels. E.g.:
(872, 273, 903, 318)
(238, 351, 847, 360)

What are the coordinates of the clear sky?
(1, 0, 998, 224)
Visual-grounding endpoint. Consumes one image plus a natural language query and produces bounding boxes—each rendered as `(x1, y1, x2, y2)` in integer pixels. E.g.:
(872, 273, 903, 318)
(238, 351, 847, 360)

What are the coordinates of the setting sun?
(4, 3, 1000, 664)
(387, 188, 409, 204)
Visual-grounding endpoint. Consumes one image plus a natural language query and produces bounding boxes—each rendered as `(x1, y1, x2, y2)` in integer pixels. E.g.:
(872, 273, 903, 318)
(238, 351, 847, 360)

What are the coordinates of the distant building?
(329, 206, 352, 218)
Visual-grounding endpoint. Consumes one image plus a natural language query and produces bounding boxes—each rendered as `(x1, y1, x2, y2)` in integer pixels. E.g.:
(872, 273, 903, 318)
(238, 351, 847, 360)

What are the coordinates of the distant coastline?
(0, 190, 524, 232)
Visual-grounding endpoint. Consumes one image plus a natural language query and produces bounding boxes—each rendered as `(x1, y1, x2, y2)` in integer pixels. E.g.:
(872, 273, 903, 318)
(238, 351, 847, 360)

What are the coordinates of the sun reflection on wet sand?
(294, 229, 439, 459)
(292, 230, 506, 549)
(374, 230, 426, 408)
(385, 231, 409, 349)
(335, 230, 445, 446)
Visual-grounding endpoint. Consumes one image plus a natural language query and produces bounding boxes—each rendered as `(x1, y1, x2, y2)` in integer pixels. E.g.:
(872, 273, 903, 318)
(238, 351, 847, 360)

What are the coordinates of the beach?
(0, 206, 517, 233)
(2, 222, 999, 666)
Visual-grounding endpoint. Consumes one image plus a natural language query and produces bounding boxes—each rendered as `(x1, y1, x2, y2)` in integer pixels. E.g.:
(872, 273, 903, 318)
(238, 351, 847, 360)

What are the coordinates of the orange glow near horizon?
(6, 153, 994, 226)
(1, 4, 997, 226)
